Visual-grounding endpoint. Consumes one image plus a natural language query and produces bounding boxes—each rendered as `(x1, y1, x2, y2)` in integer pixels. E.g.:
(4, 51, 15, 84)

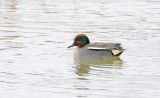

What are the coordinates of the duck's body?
(68, 34, 124, 58)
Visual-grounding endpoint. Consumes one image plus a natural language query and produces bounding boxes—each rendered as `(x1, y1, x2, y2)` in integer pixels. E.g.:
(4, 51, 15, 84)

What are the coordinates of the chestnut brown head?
(68, 34, 90, 48)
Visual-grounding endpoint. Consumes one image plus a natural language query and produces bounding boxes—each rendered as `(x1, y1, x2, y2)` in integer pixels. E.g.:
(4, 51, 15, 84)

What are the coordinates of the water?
(0, 0, 160, 98)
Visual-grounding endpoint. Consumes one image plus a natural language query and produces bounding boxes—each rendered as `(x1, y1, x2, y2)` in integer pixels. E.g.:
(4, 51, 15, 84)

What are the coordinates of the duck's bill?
(67, 43, 75, 48)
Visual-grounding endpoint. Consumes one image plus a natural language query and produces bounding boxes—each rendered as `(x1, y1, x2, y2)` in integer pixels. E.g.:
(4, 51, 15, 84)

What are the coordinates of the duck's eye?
(77, 38, 81, 41)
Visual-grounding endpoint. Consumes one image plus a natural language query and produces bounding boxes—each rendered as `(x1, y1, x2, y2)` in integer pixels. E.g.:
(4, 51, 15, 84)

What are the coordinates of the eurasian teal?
(68, 34, 124, 58)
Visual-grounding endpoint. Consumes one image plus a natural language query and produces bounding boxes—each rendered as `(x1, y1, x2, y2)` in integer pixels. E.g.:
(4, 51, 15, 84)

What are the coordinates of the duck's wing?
(87, 42, 123, 50)
(87, 43, 124, 56)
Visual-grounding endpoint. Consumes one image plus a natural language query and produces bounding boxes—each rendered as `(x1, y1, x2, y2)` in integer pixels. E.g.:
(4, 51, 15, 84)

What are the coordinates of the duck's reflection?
(74, 57, 123, 75)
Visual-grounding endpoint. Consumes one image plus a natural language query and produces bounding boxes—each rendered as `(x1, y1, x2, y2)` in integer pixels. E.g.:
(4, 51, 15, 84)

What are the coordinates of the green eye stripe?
(78, 36, 89, 44)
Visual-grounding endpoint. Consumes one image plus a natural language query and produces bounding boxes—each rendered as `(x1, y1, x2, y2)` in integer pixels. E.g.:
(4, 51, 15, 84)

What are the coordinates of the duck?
(68, 34, 124, 58)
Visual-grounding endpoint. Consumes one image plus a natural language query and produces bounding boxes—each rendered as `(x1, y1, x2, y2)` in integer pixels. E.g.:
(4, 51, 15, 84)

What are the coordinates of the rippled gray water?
(0, 0, 160, 98)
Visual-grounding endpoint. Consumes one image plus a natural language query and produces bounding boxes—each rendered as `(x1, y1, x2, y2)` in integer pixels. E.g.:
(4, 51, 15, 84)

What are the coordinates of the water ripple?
(0, 0, 160, 98)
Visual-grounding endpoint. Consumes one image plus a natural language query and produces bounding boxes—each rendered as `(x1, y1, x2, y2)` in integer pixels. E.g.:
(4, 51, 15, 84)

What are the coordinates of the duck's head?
(68, 34, 90, 48)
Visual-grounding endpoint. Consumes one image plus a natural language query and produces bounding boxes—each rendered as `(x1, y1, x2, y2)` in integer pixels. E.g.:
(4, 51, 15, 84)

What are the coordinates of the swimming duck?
(68, 34, 124, 58)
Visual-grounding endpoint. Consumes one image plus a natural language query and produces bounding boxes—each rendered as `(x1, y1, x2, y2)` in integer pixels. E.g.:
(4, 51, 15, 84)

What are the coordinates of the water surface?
(0, 0, 160, 98)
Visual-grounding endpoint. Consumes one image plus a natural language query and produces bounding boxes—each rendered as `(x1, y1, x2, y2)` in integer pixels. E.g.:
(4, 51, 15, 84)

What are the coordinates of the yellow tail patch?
(111, 50, 122, 56)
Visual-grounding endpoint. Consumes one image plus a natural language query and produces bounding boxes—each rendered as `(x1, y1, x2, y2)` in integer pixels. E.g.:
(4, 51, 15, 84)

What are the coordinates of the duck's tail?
(111, 49, 125, 56)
